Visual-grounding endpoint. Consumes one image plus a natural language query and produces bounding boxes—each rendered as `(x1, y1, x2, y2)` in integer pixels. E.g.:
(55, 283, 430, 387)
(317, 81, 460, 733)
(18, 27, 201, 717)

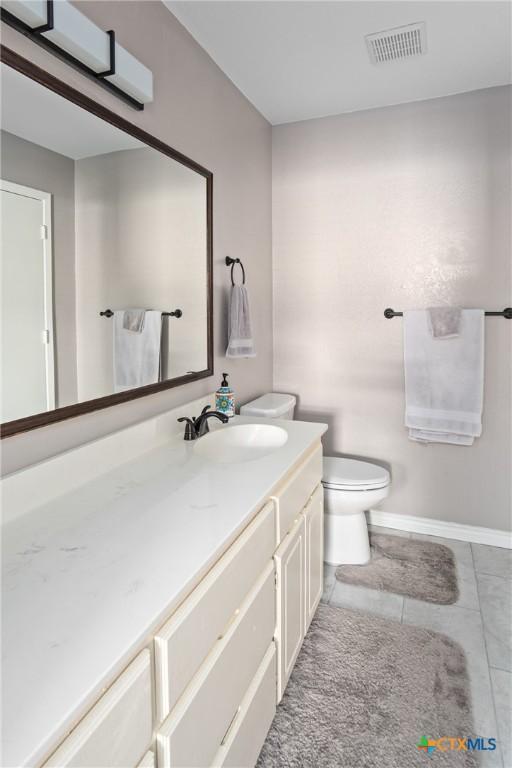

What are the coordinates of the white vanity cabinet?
(153, 443, 324, 765)
(20, 425, 325, 768)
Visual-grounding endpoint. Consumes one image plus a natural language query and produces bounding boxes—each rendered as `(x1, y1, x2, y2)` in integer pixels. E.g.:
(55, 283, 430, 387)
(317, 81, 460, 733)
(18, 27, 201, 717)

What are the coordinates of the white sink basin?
(194, 423, 288, 463)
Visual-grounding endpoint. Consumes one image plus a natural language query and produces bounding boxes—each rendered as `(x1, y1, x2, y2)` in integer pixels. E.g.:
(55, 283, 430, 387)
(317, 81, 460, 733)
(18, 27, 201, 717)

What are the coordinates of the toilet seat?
(322, 457, 390, 491)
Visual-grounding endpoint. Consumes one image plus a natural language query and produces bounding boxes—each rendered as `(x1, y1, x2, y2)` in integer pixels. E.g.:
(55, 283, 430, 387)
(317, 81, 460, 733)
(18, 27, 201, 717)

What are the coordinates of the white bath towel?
(226, 285, 256, 358)
(403, 309, 484, 445)
(114, 310, 162, 392)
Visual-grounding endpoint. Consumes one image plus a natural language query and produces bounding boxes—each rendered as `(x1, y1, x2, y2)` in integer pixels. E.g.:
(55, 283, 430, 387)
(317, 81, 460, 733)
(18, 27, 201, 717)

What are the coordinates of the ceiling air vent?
(366, 22, 426, 65)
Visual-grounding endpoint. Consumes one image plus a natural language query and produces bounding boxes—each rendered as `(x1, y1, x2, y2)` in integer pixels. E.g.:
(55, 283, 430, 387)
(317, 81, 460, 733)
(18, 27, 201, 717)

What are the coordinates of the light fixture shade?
(1, 0, 154, 107)
(42, 1, 111, 73)
(105, 43, 153, 104)
(1, 0, 47, 27)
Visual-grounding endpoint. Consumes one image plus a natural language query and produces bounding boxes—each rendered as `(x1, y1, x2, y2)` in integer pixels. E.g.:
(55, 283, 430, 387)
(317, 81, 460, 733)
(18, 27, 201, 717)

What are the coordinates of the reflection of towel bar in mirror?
(100, 309, 183, 318)
(383, 307, 512, 319)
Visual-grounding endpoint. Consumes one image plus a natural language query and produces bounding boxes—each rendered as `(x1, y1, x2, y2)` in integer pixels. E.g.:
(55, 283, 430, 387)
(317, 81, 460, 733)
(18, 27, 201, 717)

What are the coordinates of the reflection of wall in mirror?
(75, 146, 208, 402)
(0, 130, 78, 409)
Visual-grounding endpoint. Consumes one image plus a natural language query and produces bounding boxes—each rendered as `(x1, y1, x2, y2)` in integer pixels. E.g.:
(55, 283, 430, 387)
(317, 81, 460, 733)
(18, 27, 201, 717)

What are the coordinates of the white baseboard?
(367, 509, 512, 549)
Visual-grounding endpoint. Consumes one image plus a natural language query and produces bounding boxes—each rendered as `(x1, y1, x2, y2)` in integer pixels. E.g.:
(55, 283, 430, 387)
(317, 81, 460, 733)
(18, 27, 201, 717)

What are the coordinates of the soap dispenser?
(215, 373, 235, 418)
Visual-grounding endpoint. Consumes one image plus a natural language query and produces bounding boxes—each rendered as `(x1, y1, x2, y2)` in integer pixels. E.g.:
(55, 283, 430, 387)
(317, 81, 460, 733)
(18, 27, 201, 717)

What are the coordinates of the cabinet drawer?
(155, 501, 275, 723)
(272, 445, 322, 542)
(157, 564, 275, 768)
(45, 650, 152, 768)
(212, 643, 276, 768)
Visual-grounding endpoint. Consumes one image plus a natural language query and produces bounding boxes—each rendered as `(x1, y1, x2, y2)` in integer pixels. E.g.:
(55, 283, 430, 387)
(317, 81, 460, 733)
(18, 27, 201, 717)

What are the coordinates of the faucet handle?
(197, 405, 211, 434)
(177, 417, 197, 441)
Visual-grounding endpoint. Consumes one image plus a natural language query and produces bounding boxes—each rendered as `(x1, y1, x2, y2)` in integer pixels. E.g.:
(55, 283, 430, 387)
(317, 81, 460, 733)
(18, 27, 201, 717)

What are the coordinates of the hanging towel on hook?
(403, 309, 484, 445)
(226, 284, 256, 358)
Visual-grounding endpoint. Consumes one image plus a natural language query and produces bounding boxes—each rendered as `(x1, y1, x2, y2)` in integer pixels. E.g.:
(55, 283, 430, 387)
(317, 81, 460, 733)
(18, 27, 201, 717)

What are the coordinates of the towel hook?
(225, 256, 245, 286)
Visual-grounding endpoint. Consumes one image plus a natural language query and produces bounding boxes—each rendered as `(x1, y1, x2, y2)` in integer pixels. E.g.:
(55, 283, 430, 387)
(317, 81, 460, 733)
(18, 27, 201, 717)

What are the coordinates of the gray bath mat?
(335, 533, 459, 605)
(257, 604, 476, 768)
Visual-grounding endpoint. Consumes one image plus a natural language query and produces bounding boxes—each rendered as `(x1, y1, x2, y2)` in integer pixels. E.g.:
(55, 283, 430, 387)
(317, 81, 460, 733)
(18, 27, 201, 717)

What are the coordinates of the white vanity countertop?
(2, 414, 326, 768)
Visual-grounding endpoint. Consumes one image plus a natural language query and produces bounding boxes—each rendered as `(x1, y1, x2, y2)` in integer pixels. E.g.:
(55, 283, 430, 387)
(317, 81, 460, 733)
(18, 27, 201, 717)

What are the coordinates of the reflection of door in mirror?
(1, 180, 55, 422)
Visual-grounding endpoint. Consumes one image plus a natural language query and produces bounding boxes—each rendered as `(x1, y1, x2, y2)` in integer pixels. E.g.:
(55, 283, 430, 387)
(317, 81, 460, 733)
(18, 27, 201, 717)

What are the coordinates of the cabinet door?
(304, 484, 324, 632)
(274, 515, 306, 702)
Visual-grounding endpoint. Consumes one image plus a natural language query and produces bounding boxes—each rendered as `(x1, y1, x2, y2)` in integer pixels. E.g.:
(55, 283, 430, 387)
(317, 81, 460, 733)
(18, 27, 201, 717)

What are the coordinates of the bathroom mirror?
(0, 48, 213, 437)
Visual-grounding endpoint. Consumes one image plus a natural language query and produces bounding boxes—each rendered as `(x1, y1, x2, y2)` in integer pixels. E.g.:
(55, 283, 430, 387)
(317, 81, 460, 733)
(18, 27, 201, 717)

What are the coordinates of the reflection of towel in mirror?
(160, 316, 170, 381)
(114, 310, 162, 392)
(226, 285, 256, 358)
(123, 308, 146, 333)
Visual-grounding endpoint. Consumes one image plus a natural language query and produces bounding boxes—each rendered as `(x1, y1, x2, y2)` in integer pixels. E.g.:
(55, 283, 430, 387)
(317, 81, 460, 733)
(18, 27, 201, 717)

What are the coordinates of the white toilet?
(321, 456, 390, 565)
(240, 392, 391, 565)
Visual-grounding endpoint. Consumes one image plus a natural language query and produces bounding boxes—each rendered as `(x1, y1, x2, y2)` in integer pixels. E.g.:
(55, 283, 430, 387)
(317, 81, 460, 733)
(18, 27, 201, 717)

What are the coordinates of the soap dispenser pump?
(215, 373, 235, 418)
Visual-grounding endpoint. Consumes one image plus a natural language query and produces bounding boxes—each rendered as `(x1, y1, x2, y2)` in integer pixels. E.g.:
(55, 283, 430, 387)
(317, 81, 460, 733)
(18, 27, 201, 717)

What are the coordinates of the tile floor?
(322, 527, 512, 768)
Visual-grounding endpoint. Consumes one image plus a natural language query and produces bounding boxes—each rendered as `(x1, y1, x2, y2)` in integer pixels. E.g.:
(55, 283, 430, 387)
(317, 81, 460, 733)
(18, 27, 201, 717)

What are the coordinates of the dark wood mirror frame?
(0, 45, 214, 439)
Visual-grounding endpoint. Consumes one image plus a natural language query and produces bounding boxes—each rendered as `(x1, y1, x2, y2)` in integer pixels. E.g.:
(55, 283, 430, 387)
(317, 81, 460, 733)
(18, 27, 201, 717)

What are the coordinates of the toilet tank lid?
(240, 392, 296, 418)
(323, 457, 390, 488)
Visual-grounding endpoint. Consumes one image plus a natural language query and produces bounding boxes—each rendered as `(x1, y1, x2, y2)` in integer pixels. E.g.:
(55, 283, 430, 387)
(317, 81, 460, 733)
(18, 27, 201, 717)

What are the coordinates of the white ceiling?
(167, 1, 512, 125)
(1, 64, 144, 159)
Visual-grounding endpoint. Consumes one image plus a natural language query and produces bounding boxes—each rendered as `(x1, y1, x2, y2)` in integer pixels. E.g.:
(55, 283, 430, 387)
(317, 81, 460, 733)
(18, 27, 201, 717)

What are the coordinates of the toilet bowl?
(240, 393, 391, 566)
(322, 457, 390, 565)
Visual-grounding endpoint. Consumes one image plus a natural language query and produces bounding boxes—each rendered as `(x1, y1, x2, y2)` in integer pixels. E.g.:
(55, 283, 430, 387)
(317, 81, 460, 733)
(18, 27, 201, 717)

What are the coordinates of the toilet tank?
(240, 393, 296, 420)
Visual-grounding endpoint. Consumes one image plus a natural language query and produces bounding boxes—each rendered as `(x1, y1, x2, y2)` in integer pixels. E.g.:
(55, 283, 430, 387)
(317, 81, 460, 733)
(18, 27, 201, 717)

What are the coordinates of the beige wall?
(75, 146, 207, 401)
(1, 130, 78, 408)
(1, 1, 272, 474)
(273, 86, 511, 532)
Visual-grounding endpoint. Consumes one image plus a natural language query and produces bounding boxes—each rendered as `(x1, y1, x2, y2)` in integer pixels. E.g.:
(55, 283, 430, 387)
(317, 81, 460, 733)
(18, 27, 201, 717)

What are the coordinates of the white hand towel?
(226, 285, 256, 358)
(403, 309, 484, 445)
(114, 310, 162, 392)
(123, 308, 145, 333)
(428, 306, 462, 338)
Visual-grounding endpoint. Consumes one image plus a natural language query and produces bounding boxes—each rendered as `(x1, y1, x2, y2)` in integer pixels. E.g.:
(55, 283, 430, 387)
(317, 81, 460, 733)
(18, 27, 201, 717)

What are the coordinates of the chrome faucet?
(178, 406, 229, 440)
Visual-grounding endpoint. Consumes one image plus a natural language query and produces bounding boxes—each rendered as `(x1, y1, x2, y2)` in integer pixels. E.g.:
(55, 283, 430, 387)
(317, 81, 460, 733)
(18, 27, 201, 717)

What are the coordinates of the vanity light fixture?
(0, 0, 153, 109)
